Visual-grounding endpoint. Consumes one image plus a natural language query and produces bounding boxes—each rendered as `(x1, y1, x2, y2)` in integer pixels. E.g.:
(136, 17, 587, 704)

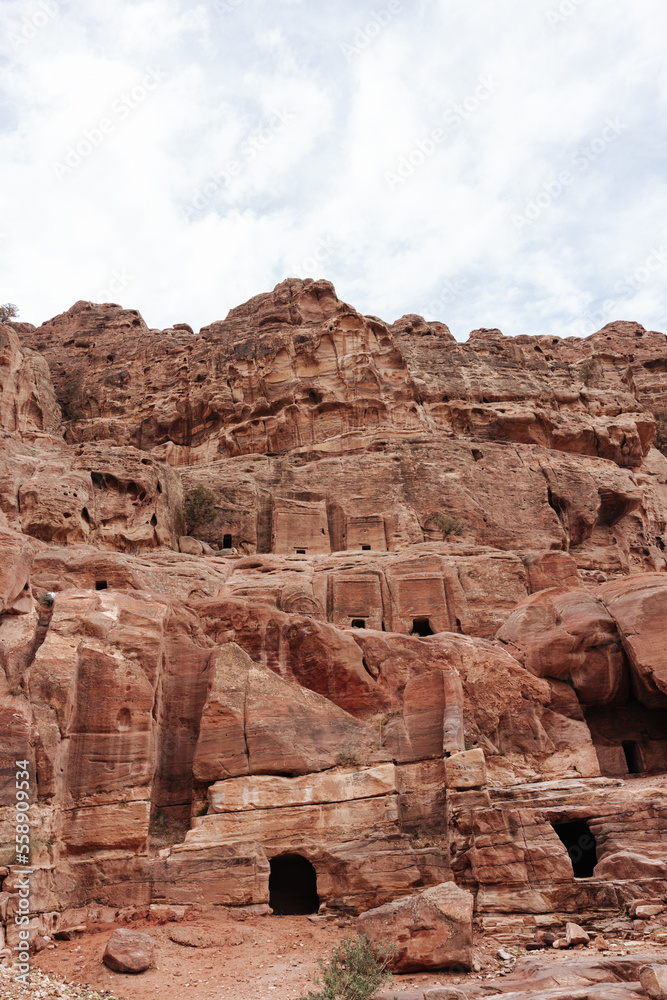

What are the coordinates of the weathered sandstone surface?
(1, 280, 667, 976)
(102, 928, 154, 973)
(358, 881, 474, 971)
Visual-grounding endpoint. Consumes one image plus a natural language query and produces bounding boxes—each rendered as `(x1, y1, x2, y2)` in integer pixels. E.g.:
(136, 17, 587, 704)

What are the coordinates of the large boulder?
(497, 587, 627, 706)
(498, 574, 667, 711)
(598, 574, 667, 707)
(357, 882, 473, 972)
(192, 642, 376, 781)
(102, 928, 154, 973)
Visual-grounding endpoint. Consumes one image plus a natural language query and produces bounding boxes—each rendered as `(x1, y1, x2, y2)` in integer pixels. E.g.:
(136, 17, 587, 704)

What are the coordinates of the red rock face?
(1, 280, 667, 940)
(0, 322, 60, 440)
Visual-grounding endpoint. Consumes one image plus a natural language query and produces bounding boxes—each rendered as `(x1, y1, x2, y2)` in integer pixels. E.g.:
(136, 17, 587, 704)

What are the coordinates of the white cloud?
(0, 0, 665, 339)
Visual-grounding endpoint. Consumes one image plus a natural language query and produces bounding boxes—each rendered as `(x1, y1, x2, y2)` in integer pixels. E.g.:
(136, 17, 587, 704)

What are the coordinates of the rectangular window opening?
(412, 617, 434, 636)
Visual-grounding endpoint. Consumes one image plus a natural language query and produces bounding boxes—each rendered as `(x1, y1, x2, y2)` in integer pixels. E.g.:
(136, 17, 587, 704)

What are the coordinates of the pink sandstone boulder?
(357, 882, 474, 972)
(566, 921, 590, 946)
(599, 574, 667, 707)
(102, 928, 154, 973)
(192, 642, 376, 780)
(497, 587, 627, 705)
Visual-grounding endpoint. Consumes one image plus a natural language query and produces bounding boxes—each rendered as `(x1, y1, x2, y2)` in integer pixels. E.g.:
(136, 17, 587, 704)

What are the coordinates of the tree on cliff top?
(0, 303, 19, 323)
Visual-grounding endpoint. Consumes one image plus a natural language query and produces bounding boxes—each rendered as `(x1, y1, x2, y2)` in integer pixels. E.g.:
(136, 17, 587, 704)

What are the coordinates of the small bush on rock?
(300, 933, 393, 1000)
(61, 403, 86, 422)
(7, 677, 25, 698)
(184, 484, 217, 534)
(427, 512, 467, 538)
(336, 744, 364, 768)
(579, 356, 599, 385)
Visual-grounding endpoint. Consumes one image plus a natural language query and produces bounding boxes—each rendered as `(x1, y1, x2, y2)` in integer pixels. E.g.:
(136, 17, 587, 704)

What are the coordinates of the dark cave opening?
(269, 855, 319, 915)
(552, 819, 598, 878)
(622, 740, 642, 774)
(412, 617, 434, 636)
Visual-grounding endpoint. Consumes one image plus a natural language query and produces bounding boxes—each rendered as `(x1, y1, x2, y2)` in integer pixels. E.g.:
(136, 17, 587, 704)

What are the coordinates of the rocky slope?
(1, 279, 666, 985)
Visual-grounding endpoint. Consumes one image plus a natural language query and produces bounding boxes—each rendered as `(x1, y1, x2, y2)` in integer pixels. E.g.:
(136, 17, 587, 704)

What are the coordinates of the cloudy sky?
(1, 0, 666, 339)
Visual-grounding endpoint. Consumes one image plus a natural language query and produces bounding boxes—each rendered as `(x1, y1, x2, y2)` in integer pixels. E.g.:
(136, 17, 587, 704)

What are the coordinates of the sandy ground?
(0, 908, 662, 1000)
(28, 908, 477, 1000)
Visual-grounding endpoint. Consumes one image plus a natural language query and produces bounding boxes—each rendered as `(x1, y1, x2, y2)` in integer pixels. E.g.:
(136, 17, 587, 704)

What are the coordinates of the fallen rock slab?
(477, 985, 645, 1000)
(425, 989, 470, 1000)
(168, 925, 226, 948)
(632, 903, 664, 919)
(373, 990, 470, 1000)
(466, 955, 667, 998)
(594, 851, 667, 880)
(358, 882, 473, 972)
(565, 921, 590, 946)
(373, 991, 426, 1000)
(102, 928, 154, 973)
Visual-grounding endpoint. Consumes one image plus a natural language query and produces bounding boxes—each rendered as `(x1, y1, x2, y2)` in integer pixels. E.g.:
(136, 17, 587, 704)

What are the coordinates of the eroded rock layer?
(1, 279, 666, 959)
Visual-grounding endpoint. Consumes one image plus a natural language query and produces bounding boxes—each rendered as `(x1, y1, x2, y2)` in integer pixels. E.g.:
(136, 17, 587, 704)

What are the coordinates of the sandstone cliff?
(1, 280, 666, 955)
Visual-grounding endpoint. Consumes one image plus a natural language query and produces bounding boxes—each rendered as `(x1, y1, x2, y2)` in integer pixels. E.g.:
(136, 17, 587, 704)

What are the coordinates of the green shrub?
(183, 484, 217, 534)
(37, 592, 54, 608)
(0, 303, 18, 323)
(300, 934, 394, 1000)
(61, 403, 86, 422)
(578, 356, 599, 385)
(336, 745, 364, 768)
(426, 513, 467, 538)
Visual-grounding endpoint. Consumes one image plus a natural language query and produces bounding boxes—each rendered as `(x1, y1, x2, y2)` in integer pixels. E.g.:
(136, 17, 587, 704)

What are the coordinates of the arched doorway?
(269, 854, 319, 915)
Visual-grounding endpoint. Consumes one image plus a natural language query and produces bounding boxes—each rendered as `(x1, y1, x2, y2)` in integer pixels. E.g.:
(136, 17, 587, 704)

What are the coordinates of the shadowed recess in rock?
(552, 819, 598, 878)
(268, 854, 319, 915)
